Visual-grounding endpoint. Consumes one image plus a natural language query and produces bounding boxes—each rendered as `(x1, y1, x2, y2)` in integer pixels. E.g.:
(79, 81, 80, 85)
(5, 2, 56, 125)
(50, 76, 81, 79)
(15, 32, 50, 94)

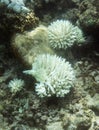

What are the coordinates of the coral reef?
(62, 109, 94, 130)
(0, 52, 99, 129)
(23, 54, 75, 97)
(0, 0, 99, 130)
(48, 20, 85, 49)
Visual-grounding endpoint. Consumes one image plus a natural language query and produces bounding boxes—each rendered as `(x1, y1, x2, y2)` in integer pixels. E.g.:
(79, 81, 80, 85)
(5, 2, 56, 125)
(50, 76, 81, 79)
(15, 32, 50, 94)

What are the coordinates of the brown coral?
(0, 10, 39, 32)
(0, 6, 39, 42)
(11, 26, 55, 67)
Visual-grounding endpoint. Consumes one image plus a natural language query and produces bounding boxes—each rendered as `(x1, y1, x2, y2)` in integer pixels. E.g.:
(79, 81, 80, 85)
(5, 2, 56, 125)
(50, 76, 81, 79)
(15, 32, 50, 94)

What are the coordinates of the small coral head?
(48, 20, 85, 49)
(8, 78, 24, 94)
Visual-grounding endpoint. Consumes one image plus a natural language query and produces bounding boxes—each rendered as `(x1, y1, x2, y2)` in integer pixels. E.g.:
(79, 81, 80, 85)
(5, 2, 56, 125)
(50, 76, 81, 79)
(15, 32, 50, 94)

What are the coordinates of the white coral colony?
(23, 54, 75, 97)
(8, 78, 25, 94)
(0, 0, 30, 13)
(48, 20, 85, 49)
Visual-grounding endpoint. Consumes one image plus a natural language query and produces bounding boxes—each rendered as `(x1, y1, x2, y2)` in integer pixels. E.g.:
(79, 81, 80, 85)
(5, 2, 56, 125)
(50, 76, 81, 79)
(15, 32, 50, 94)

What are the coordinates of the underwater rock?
(46, 121, 63, 130)
(62, 109, 93, 130)
(11, 26, 55, 67)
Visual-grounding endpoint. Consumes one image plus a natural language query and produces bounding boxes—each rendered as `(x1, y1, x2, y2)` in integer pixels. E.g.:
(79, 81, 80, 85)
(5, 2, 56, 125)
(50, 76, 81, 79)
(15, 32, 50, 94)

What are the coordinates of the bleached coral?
(48, 20, 85, 49)
(0, 0, 30, 13)
(8, 78, 25, 94)
(23, 54, 75, 97)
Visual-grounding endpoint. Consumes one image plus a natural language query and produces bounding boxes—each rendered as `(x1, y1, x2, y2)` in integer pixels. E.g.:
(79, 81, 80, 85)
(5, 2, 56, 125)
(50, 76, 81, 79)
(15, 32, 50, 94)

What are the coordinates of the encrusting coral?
(0, 10, 39, 33)
(48, 19, 85, 49)
(12, 25, 55, 67)
(0, 5, 39, 42)
(23, 54, 75, 97)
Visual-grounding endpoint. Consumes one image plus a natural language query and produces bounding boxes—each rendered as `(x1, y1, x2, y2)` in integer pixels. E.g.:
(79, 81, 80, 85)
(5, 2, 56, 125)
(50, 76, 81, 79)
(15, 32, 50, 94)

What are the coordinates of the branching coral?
(48, 20, 85, 49)
(23, 54, 75, 97)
